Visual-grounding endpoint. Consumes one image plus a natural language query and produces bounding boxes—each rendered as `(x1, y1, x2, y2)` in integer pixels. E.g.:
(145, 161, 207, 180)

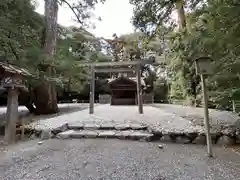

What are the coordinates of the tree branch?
(59, 0, 83, 24)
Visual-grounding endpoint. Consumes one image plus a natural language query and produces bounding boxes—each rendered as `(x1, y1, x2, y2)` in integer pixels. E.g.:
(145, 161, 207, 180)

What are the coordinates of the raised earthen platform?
(28, 104, 240, 145)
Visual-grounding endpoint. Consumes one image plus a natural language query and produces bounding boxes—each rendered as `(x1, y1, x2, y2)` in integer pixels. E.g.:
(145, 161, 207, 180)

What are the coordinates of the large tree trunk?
(34, 0, 59, 114)
(175, 0, 186, 30)
(175, 1, 199, 105)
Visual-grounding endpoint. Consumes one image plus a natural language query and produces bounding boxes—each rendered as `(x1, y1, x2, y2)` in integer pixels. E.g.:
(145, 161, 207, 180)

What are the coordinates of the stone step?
(56, 130, 154, 141)
(55, 129, 239, 145)
(67, 123, 148, 131)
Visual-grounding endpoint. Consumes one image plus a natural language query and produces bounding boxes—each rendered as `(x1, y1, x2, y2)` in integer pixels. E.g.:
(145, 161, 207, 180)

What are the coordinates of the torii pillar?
(89, 65, 95, 114)
(136, 64, 143, 114)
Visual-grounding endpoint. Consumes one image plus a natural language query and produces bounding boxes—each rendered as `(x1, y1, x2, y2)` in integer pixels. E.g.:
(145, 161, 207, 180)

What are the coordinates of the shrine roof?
(0, 62, 31, 76)
(107, 76, 145, 86)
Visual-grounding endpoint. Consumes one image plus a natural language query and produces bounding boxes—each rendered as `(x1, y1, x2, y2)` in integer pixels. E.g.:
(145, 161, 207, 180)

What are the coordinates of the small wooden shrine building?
(99, 76, 153, 105)
(108, 76, 143, 105)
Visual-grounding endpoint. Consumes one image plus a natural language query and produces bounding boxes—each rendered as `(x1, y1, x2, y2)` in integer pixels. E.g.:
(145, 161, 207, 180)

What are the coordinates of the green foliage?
(167, 0, 240, 107)
(0, 0, 44, 65)
(153, 78, 168, 102)
(130, 0, 202, 32)
(203, 0, 240, 108)
(0, 0, 110, 96)
(131, 0, 240, 109)
(54, 26, 110, 93)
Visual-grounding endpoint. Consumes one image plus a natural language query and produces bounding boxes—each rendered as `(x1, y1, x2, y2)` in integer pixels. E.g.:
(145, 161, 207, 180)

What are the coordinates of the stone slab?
(68, 122, 84, 130)
(115, 124, 130, 130)
(128, 131, 154, 141)
(56, 130, 75, 139)
(83, 124, 100, 130)
(100, 123, 116, 130)
(130, 124, 147, 130)
(40, 129, 53, 140)
(116, 130, 134, 139)
(98, 131, 117, 138)
(70, 130, 98, 138)
(51, 123, 69, 135)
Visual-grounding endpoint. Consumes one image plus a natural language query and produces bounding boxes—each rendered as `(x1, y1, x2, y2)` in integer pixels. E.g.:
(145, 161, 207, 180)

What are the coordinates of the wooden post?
(89, 65, 95, 114)
(232, 100, 236, 113)
(136, 64, 143, 114)
(201, 74, 213, 157)
(4, 87, 18, 144)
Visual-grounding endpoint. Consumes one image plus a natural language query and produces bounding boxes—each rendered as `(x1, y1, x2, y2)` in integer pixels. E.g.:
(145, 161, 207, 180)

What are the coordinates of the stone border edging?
(26, 122, 240, 145)
(56, 130, 154, 142)
(149, 129, 239, 145)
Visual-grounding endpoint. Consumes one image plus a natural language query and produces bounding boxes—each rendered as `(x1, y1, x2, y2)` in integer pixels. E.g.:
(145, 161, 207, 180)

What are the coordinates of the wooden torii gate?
(78, 59, 154, 114)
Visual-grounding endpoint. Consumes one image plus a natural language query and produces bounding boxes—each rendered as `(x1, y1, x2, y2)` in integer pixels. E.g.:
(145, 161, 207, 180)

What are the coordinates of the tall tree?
(130, 0, 203, 31)
(175, 0, 186, 29)
(33, 0, 105, 114)
(0, 0, 107, 113)
(131, 0, 240, 109)
(130, 0, 204, 105)
(33, 0, 59, 114)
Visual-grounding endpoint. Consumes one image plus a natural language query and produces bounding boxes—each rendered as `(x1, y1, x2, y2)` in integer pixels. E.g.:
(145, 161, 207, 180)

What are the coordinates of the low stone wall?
(149, 125, 240, 145)
(54, 123, 240, 145)
(29, 121, 240, 145)
(99, 94, 111, 104)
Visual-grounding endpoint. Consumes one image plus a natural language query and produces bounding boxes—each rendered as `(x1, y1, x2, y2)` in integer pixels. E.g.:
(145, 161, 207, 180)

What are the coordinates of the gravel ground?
(152, 104, 240, 127)
(0, 139, 240, 180)
(34, 105, 203, 133)
(27, 104, 239, 134)
(0, 103, 89, 127)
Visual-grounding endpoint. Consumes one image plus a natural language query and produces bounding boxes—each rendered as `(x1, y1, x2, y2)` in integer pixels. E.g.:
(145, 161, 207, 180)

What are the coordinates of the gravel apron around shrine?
(27, 104, 240, 145)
